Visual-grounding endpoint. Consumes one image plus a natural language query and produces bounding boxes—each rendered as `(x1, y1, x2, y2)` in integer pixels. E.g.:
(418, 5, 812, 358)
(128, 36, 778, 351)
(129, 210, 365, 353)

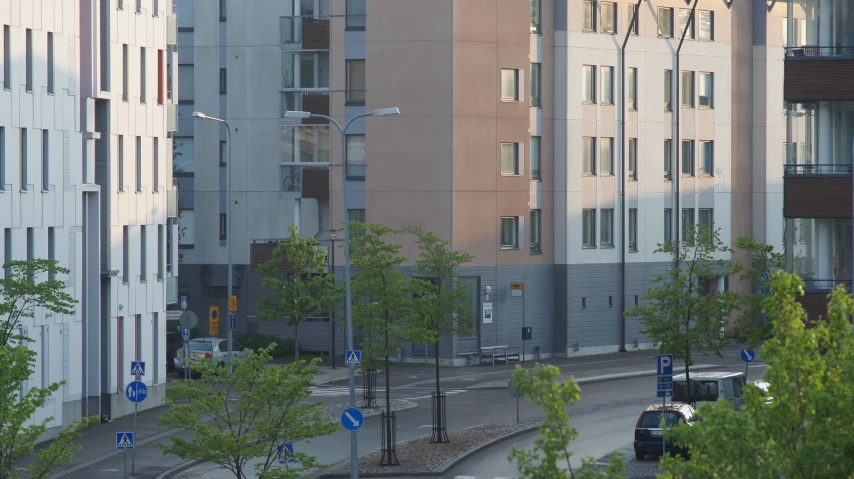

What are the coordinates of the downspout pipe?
(675, 0, 699, 263)
(619, 0, 643, 353)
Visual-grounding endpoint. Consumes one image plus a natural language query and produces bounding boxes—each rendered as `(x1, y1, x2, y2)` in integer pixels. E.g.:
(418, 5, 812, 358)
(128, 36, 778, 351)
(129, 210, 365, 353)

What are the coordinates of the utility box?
(522, 327, 532, 340)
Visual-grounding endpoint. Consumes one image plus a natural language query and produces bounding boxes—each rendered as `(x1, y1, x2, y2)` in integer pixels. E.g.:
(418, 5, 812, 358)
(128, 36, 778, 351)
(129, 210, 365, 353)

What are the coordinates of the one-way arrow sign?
(340, 407, 364, 431)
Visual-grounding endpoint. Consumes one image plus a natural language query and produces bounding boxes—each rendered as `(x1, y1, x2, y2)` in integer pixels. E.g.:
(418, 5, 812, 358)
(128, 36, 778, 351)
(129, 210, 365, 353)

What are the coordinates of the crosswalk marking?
(309, 386, 468, 399)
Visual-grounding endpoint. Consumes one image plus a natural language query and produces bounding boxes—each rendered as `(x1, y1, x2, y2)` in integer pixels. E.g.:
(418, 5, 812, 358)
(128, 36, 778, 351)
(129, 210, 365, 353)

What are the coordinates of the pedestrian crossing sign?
(116, 432, 134, 451)
(345, 350, 361, 366)
(130, 361, 145, 377)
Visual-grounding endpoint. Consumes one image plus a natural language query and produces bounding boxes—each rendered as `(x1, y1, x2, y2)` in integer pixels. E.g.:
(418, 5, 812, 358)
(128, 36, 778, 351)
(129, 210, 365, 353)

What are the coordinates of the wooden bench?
(479, 345, 521, 365)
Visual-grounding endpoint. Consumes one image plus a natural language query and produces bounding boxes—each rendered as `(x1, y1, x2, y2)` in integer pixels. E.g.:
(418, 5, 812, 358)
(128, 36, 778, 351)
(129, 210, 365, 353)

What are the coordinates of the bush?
(233, 333, 295, 359)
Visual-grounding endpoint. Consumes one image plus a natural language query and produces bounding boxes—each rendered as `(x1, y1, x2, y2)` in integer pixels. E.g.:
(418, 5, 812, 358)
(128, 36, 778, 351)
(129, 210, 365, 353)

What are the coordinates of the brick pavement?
(594, 452, 664, 479)
(317, 422, 541, 478)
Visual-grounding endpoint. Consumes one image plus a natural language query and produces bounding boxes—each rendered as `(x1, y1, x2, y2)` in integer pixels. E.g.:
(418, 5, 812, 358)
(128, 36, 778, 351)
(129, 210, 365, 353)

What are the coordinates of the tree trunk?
(294, 320, 300, 361)
(434, 340, 441, 399)
(684, 354, 692, 407)
(384, 312, 393, 460)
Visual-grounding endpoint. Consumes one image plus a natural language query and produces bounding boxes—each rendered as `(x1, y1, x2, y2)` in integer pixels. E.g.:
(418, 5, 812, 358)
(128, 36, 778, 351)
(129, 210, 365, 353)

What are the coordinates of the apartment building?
(175, 0, 785, 363)
(0, 0, 178, 434)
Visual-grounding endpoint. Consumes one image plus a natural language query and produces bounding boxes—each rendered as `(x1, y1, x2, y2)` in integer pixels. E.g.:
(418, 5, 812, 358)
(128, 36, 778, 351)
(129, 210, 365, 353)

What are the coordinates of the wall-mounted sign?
(482, 302, 493, 324)
(510, 282, 524, 297)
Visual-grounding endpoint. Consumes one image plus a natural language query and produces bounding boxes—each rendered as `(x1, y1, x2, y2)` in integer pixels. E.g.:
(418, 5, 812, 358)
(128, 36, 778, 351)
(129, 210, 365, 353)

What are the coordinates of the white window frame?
(699, 140, 713, 176)
(681, 71, 694, 108)
(628, 67, 638, 110)
(658, 7, 674, 38)
(600, 137, 614, 175)
(500, 69, 520, 101)
(678, 9, 694, 40)
(600, 2, 616, 34)
(698, 10, 714, 41)
(699, 72, 713, 108)
(628, 208, 638, 252)
(582, 209, 596, 248)
(500, 142, 521, 175)
(583, 137, 596, 175)
(530, 209, 541, 254)
(500, 216, 520, 250)
(601, 66, 614, 104)
(628, 138, 637, 180)
(583, 65, 596, 103)
(600, 208, 614, 247)
(583, 1, 597, 32)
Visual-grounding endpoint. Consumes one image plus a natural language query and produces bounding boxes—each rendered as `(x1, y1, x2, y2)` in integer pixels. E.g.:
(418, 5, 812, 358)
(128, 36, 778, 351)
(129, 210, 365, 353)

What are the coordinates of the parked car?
(750, 379, 773, 404)
(672, 371, 747, 410)
(173, 338, 247, 371)
(633, 403, 697, 460)
(165, 331, 184, 372)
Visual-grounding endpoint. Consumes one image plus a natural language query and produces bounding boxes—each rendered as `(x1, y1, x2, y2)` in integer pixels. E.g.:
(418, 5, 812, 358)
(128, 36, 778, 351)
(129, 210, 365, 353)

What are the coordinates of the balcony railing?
(802, 278, 851, 292)
(784, 163, 854, 176)
(786, 46, 854, 59)
(280, 90, 329, 118)
(166, 276, 178, 304)
(281, 165, 302, 192)
(280, 15, 330, 47)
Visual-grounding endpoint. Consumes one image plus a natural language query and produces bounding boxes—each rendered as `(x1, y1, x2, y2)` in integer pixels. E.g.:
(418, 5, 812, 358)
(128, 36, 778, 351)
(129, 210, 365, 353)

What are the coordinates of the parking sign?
(657, 354, 673, 376)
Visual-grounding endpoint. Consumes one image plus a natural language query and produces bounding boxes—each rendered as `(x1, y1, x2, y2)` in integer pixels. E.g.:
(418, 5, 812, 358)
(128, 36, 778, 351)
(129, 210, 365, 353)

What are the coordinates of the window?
(628, 4, 639, 35)
(600, 137, 613, 175)
(25, 29, 32, 91)
(530, 210, 541, 254)
(601, 66, 614, 104)
(681, 71, 694, 107)
(157, 50, 164, 104)
(601, 209, 614, 247)
(530, 0, 541, 34)
(136, 136, 142, 192)
(219, 0, 226, 21)
(3, 26, 10, 89)
(628, 138, 637, 180)
(583, 1, 596, 31)
(346, 60, 365, 104)
(281, 51, 330, 89)
(699, 141, 713, 176)
(658, 8, 673, 37)
(123, 226, 129, 282)
(157, 225, 164, 280)
(136, 0, 142, 13)
(530, 63, 541, 107)
(699, 11, 714, 41)
(152, 138, 160, 191)
(582, 209, 596, 247)
(20, 128, 27, 190)
(628, 67, 637, 110)
(26, 228, 33, 261)
(699, 72, 713, 108)
(629, 208, 638, 252)
(678, 9, 694, 39)
(122, 44, 129, 101)
(281, 126, 331, 163)
(3, 229, 10, 280)
(346, 134, 366, 180)
(664, 208, 672, 242)
(219, 141, 227, 167)
(582, 137, 596, 175)
(219, 213, 227, 240)
(347, 0, 366, 29)
(41, 130, 49, 191)
(501, 217, 519, 249)
(530, 136, 541, 180)
(500, 69, 520, 101)
(47, 33, 54, 94)
(140, 225, 147, 281)
(682, 208, 695, 244)
(582, 65, 596, 103)
(118, 135, 124, 191)
(219, 68, 226, 94)
(699, 208, 713, 237)
(664, 139, 672, 180)
(664, 69, 672, 111)
(178, 64, 194, 102)
(0, 127, 5, 190)
(681, 140, 694, 176)
(500, 143, 520, 175)
(166, 220, 173, 273)
(601, 2, 616, 33)
(48, 227, 55, 281)
(347, 209, 366, 224)
(140, 47, 146, 103)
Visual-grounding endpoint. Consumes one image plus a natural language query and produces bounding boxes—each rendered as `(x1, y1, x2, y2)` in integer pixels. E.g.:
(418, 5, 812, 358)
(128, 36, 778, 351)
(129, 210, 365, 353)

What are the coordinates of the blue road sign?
(657, 382, 674, 391)
(657, 354, 673, 376)
(278, 443, 295, 464)
(130, 361, 145, 377)
(657, 389, 674, 398)
(341, 407, 364, 431)
(229, 312, 237, 331)
(180, 296, 188, 309)
(116, 432, 134, 451)
(345, 350, 361, 366)
(125, 381, 148, 403)
(181, 327, 190, 342)
(740, 347, 757, 364)
(657, 375, 673, 384)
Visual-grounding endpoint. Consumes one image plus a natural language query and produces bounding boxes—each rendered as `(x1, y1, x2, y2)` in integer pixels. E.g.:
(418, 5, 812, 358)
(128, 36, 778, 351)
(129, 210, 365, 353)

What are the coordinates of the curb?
(315, 422, 542, 479)
(156, 459, 201, 479)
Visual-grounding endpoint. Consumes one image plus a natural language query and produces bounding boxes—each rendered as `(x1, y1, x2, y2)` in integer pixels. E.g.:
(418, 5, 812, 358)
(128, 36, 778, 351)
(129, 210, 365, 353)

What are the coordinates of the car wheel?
(635, 451, 644, 461)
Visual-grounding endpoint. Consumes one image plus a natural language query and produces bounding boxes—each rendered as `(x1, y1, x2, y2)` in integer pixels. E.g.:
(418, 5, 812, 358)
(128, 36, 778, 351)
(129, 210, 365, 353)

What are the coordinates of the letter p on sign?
(657, 354, 673, 376)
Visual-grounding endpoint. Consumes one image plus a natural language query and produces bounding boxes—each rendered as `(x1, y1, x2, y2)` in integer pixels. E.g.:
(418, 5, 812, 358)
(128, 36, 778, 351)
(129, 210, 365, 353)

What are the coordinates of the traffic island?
(316, 422, 541, 478)
(319, 399, 417, 421)
(594, 452, 664, 479)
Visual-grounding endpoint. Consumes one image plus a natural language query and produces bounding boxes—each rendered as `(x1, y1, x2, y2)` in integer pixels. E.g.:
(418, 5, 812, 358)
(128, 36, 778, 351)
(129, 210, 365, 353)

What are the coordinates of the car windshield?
(673, 380, 720, 402)
(218, 341, 245, 352)
(639, 411, 683, 428)
(189, 340, 213, 351)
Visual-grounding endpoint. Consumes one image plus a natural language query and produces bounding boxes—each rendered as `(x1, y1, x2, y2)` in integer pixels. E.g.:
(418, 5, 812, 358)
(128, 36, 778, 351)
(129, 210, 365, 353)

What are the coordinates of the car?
(165, 331, 184, 372)
(173, 337, 247, 372)
(672, 371, 748, 410)
(750, 379, 773, 404)
(633, 403, 697, 461)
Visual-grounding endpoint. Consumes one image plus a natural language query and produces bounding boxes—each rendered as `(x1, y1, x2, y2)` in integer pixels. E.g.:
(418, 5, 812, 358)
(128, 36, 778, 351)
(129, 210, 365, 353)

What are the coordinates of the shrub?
(233, 333, 295, 359)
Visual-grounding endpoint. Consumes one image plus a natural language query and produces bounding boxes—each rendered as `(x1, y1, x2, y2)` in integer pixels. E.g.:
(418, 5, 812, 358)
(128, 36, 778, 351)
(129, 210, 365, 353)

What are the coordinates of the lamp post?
(329, 230, 337, 369)
(191, 111, 234, 371)
(285, 107, 400, 479)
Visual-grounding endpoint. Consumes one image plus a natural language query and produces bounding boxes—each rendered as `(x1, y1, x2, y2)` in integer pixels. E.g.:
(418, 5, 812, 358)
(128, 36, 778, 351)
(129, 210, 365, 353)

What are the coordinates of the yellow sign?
(510, 283, 524, 291)
(229, 295, 237, 312)
(209, 306, 220, 336)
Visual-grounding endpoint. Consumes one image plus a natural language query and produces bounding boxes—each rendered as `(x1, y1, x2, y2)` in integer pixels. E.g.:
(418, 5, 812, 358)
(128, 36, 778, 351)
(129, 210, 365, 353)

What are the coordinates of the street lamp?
(284, 107, 400, 479)
(191, 111, 234, 372)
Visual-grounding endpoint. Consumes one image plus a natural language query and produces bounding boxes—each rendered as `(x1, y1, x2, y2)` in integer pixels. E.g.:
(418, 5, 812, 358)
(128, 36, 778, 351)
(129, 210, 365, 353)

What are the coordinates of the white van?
(671, 371, 748, 410)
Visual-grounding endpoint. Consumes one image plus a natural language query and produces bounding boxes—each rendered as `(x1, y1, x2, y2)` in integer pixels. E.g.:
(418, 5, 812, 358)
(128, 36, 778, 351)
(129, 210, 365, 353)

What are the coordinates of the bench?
(456, 338, 480, 366)
(479, 345, 521, 365)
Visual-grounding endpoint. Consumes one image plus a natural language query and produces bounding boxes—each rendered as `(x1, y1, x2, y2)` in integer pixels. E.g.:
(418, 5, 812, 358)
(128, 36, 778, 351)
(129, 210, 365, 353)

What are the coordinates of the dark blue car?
(633, 403, 696, 460)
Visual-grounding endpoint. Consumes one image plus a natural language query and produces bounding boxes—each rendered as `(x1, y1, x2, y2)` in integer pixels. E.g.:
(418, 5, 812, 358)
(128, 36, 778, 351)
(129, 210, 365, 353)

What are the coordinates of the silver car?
(173, 337, 247, 370)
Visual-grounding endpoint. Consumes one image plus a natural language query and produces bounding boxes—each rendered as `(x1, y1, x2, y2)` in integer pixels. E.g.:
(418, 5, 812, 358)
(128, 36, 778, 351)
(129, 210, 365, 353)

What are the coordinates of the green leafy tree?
(624, 225, 742, 406)
(407, 226, 474, 440)
(731, 236, 786, 346)
(659, 273, 854, 479)
(0, 260, 95, 479)
(157, 344, 340, 479)
(256, 224, 342, 361)
(349, 222, 418, 463)
(508, 364, 627, 479)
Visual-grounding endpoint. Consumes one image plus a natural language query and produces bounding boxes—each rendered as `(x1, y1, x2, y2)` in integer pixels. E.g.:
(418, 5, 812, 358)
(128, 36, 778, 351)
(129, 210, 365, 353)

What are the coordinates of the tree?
(507, 364, 627, 479)
(659, 273, 854, 479)
(0, 260, 95, 479)
(255, 224, 342, 361)
(407, 227, 474, 441)
(624, 225, 742, 406)
(156, 344, 340, 479)
(731, 236, 786, 347)
(349, 222, 418, 464)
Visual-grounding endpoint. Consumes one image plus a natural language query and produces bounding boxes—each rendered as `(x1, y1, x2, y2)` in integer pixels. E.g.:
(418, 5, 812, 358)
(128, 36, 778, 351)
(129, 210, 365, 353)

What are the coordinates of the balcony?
(280, 16, 330, 50)
(280, 164, 329, 199)
(784, 46, 854, 102)
(783, 164, 853, 218)
(281, 91, 329, 125)
(166, 276, 178, 305)
(167, 103, 177, 132)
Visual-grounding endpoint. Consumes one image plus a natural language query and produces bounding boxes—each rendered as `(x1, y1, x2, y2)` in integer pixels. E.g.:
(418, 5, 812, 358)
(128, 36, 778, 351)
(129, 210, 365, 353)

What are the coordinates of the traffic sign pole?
(124, 449, 128, 479)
